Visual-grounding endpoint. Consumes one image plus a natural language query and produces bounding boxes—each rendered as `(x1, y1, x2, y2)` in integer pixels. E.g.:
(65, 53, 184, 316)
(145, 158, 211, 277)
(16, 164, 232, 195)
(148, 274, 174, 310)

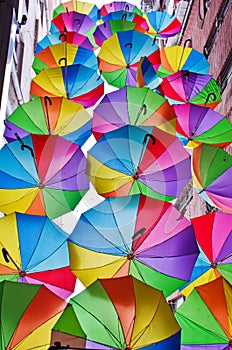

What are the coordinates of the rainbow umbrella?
(100, 1, 143, 16)
(0, 134, 89, 219)
(143, 11, 181, 38)
(192, 144, 232, 213)
(87, 125, 191, 200)
(4, 96, 92, 146)
(0, 212, 76, 299)
(53, 1, 100, 22)
(92, 86, 176, 140)
(136, 55, 161, 89)
(51, 276, 181, 349)
(101, 10, 148, 30)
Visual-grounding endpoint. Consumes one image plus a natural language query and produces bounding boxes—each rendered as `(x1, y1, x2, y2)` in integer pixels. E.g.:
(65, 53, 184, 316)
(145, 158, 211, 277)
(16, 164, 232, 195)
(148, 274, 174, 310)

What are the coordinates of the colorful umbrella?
(51, 276, 181, 349)
(143, 11, 181, 38)
(87, 125, 191, 201)
(53, 1, 100, 22)
(101, 10, 148, 30)
(92, 86, 176, 140)
(180, 211, 232, 297)
(97, 30, 160, 88)
(0, 212, 76, 299)
(174, 103, 232, 148)
(159, 71, 222, 108)
(0, 134, 89, 219)
(30, 64, 104, 108)
(100, 1, 143, 16)
(136, 55, 161, 89)
(192, 144, 232, 213)
(4, 96, 92, 146)
(0, 280, 67, 350)
(175, 277, 232, 349)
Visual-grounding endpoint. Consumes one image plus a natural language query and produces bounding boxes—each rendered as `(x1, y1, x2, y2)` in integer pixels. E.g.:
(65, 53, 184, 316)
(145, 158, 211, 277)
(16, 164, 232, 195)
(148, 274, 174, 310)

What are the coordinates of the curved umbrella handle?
(3, 119, 12, 130)
(122, 13, 127, 21)
(44, 95, 52, 106)
(142, 104, 147, 115)
(183, 38, 192, 48)
(2, 248, 10, 263)
(124, 4, 129, 11)
(97, 70, 102, 80)
(44, 96, 52, 134)
(205, 92, 217, 105)
(58, 57, 67, 66)
(125, 42, 132, 48)
(143, 133, 156, 145)
(15, 133, 35, 158)
(59, 32, 67, 42)
(74, 18, 81, 26)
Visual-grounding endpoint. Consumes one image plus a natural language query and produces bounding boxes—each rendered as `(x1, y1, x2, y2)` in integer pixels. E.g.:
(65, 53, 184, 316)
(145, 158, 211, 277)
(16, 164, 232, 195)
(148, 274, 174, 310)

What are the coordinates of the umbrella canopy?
(0, 212, 76, 299)
(136, 56, 160, 90)
(87, 125, 191, 201)
(175, 277, 232, 349)
(192, 144, 232, 213)
(100, 1, 143, 16)
(174, 103, 232, 148)
(4, 96, 92, 146)
(101, 10, 148, 29)
(0, 134, 89, 219)
(53, 1, 100, 22)
(51, 276, 181, 349)
(0, 280, 66, 350)
(159, 71, 222, 108)
(97, 30, 160, 88)
(143, 11, 181, 38)
(30, 64, 104, 108)
(68, 194, 199, 297)
(92, 86, 176, 140)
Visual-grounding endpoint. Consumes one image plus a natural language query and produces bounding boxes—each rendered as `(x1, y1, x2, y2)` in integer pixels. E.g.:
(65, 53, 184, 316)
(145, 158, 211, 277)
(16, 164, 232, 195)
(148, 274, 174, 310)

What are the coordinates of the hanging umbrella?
(53, 1, 100, 22)
(51, 276, 181, 350)
(101, 10, 149, 30)
(32, 42, 98, 74)
(175, 277, 232, 349)
(87, 125, 191, 201)
(4, 96, 92, 146)
(136, 55, 161, 89)
(143, 11, 181, 38)
(159, 71, 222, 108)
(97, 30, 160, 88)
(180, 211, 232, 297)
(0, 280, 67, 350)
(92, 86, 176, 140)
(174, 103, 232, 148)
(0, 212, 76, 299)
(0, 134, 89, 219)
(192, 144, 232, 213)
(100, 1, 143, 16)
(30, 64, 104, 108)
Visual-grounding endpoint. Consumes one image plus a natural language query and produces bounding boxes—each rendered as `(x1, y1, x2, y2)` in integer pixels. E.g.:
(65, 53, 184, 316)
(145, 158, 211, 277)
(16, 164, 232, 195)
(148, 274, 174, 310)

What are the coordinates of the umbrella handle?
(58, 57, 67, 66)
(59, 32, 66, 42)
(74, 18, 81, 26)
(2, 248, 21, 271)
(143, 133, 156, 145)
(3, 119, 11, 130)
(183, 38, 192, 48)
(97, 70, 102, 80)
(122, 13, 127, 21)
(205, 92, 217, 105)
(44, 96, 52, 134)
(124, 4, 129, 11)
(66, 7, 69, 14)
(15, 133, 35, 158)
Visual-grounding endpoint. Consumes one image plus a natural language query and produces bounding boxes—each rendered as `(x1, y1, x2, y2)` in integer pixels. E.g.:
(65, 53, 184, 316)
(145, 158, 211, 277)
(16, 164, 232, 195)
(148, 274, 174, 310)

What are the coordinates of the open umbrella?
(92, 86, 176, 140)
(175, 277, 232, 349)
(51, 276, 181, 349)
(100, 1, 143, 16)
(0, 212, 76, 299)
(4, 96, 92, 146)
(143, 11, 181, 38)
(192, 144, 232, 213)
(0, 280, 67, 350)
(0, 134, 89, 219)
(30, 64, 104, 108)
(136, 56, 161, 90)
(53, 1, 100, 22)
(87, 125, 191, 201)
(97, 30, 160, 88)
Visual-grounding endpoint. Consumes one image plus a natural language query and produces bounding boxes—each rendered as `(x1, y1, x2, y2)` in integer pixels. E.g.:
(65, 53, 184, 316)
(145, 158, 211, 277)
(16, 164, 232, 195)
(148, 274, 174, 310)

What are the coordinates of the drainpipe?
(44, 0, 51, 33)
(177, 0, 194, 45)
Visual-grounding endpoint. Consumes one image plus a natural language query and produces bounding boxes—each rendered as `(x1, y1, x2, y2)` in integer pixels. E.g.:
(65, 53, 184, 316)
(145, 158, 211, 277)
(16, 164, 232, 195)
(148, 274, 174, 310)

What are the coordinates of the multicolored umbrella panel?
(100, 1, 143, 16)
(136, 55, 161, 89)
(53, 1, 100, 22)
(101, 10, 149, 30)
(143, 11, 181, 38)
(0, 212, 76, 299)
(0, 134, 89, 219)
(51, 276, 181, 350)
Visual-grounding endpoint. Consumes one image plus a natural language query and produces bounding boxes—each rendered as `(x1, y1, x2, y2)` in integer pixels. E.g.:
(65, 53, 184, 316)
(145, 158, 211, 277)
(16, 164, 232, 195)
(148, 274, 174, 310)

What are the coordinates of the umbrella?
(180, 211, 232, 297)
(97, 30, 160, 88)
(174, 103, 232, 148)
(0, 280, 67, 350)
(51, 276, 181, 349)
(0, 134, 89, 219)
(143, 11, 181, 38)
(0, 212, 76, 299)
(68, 194, 199, 297)
(101, 10, 149, 30)
(100, 1, 143, 16)
(86, 125, 192, 201)
(159, 71, 222, 108)
(175, 277, 232, 349)
(192, 144, 232, 213)
(92, 86, 176, 140)
(3, 96, 92, 146)
(30, 64, 104, 108)
(32, 42, 98, 74)
(53, 1, 100, 22)
(136, 55, 161, 89)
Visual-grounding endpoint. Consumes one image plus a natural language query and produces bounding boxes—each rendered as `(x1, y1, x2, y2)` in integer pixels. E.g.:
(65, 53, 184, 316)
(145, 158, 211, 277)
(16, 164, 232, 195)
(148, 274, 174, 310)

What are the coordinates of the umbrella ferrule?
(127, 250, 134, 260)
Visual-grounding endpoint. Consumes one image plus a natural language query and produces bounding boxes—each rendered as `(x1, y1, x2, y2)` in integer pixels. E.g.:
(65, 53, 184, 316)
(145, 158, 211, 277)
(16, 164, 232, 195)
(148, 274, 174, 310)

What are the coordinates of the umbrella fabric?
(0, 280, 67, 350)
(0, 212, 76, 299)
(32, 42, 98, 74)
(174, 103, 232, 148)
(53, 1, 100, 22)
(181, 211, 232, 297)
(30, 64, 104, 108)
(192, 144, 232, 213)
(51, 276, 181, 349)
(175, 277, 232, 349)
(159, 71, 222, 108)
(101, 10, 149, 30)
(136, 55, 161, 89)
(0, 134, 89, 219)
(143, 11, 181, 38)
(100, 1, 143, 16)
(87, 125, 191, 201)
(97, 30, 160, 88)
(92, 86, 176, 140)
(68, 194, 199, 297)
(3, 96, 92, 146)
